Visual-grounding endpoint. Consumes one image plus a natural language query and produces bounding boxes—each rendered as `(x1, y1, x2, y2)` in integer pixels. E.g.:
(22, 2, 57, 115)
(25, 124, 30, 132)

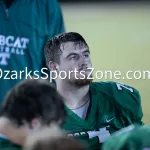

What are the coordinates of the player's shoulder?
(43, 0, 60, 7)
(36, 0, 59, 9)
(90, 81, 140, 96)
(90, 81, 142, 120)
(90, 81, 141, 109)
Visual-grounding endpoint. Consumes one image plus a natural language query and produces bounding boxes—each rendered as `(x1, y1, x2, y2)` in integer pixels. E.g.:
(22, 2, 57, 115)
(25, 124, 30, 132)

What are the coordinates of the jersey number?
(116, 83, 133, 92)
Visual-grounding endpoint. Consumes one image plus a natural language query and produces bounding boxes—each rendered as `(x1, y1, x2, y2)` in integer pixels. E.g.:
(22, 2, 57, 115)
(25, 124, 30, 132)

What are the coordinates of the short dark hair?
(44, 32, 88, 66)
(0, 79, 66, 126)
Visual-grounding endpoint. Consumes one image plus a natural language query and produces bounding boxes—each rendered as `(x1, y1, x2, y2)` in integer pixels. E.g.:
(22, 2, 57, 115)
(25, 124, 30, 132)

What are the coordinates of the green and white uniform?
(62, 81, 144, 150)
(0, 0, 65, 104)
(0, 134, 21, 150)
(102, 125, 150, 150)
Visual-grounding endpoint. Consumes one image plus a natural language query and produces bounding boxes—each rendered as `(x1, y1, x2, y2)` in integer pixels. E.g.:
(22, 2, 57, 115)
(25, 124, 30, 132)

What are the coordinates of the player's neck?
(57, 82, 90, 109)
(0, 117, 27, 146)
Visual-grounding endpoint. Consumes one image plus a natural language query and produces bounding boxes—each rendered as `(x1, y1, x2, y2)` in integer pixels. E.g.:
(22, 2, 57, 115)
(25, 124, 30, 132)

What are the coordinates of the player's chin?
(73, 78, 93, 87)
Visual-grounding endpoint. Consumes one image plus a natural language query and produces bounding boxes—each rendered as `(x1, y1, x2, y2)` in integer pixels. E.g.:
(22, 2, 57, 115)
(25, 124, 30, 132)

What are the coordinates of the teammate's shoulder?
(0, 138, 21, 150)
(102, 125, 150, 150)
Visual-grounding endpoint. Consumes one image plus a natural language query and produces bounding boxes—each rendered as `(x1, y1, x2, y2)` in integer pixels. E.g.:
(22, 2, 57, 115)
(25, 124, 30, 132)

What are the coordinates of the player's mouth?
(78, 67, 89, 72)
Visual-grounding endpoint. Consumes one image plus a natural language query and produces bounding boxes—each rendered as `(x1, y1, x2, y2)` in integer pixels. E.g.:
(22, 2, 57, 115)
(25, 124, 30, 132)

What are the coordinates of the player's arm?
(45, 0, 65, 38)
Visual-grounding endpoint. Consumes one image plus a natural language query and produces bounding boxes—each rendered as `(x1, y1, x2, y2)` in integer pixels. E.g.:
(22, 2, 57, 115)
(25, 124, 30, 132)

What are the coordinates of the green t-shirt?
(0, 138, 21, 150)
(102, 125, 150, 150)
(0, 0, 65, 104)
(61, 81, 144, 150)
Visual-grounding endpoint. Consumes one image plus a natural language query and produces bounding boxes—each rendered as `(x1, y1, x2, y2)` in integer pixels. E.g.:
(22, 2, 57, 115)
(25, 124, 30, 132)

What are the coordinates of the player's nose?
(78, 56, 87, 68)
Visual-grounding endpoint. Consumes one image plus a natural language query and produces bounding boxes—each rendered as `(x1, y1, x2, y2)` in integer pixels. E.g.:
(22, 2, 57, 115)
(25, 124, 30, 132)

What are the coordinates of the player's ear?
(48, 61, 57, 71)
(31, 118, 41, 130)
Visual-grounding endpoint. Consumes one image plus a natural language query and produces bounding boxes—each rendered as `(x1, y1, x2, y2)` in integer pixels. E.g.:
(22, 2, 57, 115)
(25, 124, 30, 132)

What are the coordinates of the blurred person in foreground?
(0, 0, 65, 105)
(44, 32, 144, 150)
(23, 125, 87, 150)
(0, 79, 66, 150)
(102, 125, 150, 150)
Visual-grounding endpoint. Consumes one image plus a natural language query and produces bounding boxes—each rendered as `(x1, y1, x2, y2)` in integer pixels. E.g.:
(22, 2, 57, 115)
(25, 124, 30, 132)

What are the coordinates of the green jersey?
(62, 81, 143, 150)
(0, 138, 21, 150)
(102, 125, 150, 150)
(0, 0, 65, 104)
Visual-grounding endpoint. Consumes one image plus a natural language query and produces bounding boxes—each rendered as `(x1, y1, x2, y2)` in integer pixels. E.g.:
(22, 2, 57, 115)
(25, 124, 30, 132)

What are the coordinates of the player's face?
(58, 41, 93, 86)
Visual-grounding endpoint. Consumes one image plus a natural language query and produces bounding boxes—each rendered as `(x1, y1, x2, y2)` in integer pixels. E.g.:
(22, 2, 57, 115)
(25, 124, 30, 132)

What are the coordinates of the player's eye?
(69, 55, 77, 60)
(84, 53, 89, 58)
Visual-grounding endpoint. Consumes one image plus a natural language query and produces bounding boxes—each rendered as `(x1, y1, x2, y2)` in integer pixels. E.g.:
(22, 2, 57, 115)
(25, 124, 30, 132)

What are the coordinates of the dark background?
(59, 0, 150, 2)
